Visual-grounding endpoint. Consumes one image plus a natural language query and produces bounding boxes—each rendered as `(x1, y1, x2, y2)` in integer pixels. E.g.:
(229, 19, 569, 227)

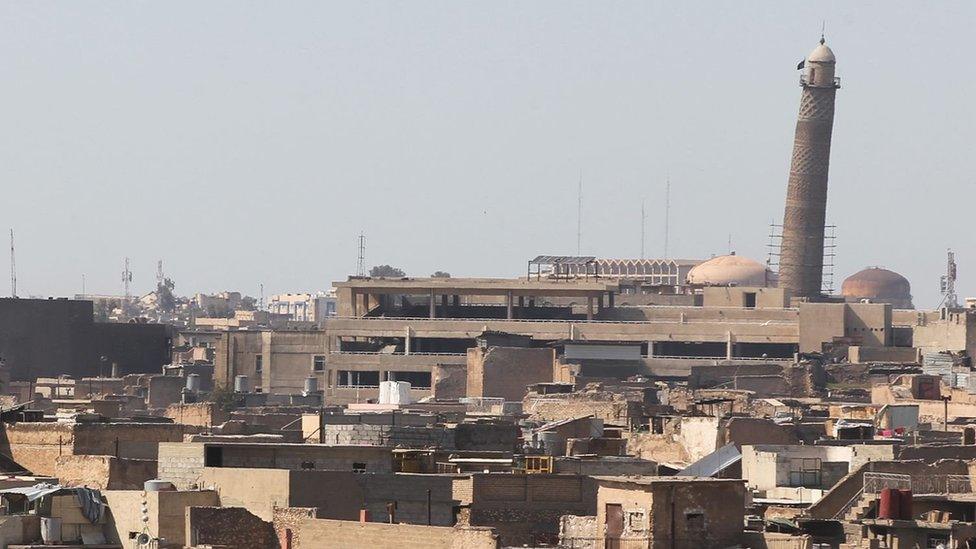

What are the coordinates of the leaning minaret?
(779, 37, 840, 299)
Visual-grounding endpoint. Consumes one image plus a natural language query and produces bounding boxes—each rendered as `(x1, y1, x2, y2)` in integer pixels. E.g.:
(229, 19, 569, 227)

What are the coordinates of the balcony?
(800, 74, 841, 88)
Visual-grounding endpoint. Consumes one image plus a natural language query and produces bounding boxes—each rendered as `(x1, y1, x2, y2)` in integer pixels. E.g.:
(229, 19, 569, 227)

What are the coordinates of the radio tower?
(940, 249, 959, 309)
(9, 229, 16, 298)
(577, 170, 583, 255)
(640, 199, 646, 259)
(121, 257, 132, 318)
(356, 233, 367, 277)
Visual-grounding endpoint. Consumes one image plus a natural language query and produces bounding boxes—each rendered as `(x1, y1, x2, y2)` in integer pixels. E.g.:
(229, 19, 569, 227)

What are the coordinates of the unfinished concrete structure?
(779, 38, 840, 299)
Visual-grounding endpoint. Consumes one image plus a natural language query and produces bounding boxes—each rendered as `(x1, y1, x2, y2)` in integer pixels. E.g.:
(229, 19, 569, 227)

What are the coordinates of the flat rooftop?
(593, 475, 745, 486)
(335, 277, 618, 296)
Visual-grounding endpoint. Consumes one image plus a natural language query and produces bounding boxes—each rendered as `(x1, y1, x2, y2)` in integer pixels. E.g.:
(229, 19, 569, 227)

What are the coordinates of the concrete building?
(268, 292, 337, 323)
(779, 38, 840, 299)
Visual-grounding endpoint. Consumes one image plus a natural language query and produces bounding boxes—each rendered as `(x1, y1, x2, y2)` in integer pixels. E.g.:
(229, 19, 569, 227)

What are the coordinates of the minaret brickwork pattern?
(779, 39, 839, 299)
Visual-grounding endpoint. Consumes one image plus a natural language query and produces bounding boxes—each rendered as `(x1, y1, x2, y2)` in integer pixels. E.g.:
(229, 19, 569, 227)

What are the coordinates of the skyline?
(2, 2, 973, 306)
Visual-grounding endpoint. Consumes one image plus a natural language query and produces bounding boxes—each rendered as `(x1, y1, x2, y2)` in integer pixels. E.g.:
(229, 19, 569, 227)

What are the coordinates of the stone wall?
(273, 507, 319, 549)
(294, 518, 499, 549)
(185, 506, 277, 549)
(559, 515, 596, 549)
(322, 424, 454, 449)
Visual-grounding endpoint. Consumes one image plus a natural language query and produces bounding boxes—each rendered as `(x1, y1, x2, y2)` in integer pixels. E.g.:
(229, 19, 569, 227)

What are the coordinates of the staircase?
(842, 492, 878, 522)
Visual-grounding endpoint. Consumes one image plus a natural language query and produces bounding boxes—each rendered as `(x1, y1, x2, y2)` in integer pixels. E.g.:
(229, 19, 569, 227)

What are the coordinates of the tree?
(370, 265, 406, 278)
(431, 271, 451, 278)
(157, 277, 177, 314)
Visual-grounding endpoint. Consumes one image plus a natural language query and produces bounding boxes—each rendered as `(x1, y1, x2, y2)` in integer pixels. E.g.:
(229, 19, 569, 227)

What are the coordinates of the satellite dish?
(136, 533, 151, 546)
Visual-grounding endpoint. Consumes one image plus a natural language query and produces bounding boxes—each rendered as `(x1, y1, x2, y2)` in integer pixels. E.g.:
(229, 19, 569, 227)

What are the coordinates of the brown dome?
(686, 254, 769, 287)
(841, 267, 913, 308)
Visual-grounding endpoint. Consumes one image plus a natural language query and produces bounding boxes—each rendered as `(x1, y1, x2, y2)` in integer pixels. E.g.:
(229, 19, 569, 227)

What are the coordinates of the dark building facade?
(0, 298, 172, 381)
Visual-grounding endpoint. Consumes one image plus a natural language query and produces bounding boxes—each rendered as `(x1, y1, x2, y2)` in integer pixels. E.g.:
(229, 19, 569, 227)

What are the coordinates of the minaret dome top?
(807, 41, 836, 64)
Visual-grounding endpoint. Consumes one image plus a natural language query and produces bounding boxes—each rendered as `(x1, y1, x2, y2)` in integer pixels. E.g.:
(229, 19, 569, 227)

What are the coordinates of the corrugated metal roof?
(0, 483, 64, 501)
(675, 443, 741, 477)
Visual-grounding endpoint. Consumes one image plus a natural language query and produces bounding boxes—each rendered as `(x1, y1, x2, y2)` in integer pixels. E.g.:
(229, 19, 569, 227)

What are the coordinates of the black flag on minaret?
(796, 59, 805, 70)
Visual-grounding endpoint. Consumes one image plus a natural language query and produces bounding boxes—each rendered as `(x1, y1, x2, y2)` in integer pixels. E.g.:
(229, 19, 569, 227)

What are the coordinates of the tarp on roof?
(0, 484, 105, 523)
(0, 483, 64, 502)
(675, 443, 741, 477)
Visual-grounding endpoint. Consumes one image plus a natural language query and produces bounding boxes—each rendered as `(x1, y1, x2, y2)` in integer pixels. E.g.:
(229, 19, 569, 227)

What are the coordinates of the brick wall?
(295, 518, 498, 549)
(186, 506, 276, 549)
(467, 347, 555, 401)
(458, 474, 596, 547)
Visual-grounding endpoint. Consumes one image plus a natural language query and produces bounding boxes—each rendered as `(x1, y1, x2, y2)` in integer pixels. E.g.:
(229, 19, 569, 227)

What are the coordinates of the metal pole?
(426, 489, 432, 526)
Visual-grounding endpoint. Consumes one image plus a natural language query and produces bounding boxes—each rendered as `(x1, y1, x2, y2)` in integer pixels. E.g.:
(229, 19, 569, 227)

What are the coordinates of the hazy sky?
(1, 2, 973, 306)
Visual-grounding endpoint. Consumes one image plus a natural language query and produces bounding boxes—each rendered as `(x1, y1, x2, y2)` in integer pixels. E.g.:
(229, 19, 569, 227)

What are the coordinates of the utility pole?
(259, 283, 265, 311)
(81, 274, 86, 297)
(640, 200, 646, 259)
(577, 170, 583, 256)
(9, 229, 16, 298)
(356, 232, 367, 277)
(156, 260, 164, 287)
(663, 178, 671, 259)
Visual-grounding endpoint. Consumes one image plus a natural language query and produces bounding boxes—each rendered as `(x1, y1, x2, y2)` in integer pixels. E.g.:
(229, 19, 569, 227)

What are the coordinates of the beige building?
(593, 476, 746, 549)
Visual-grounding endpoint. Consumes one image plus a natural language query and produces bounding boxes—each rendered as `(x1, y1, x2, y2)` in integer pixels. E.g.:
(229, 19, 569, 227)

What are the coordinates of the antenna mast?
(121, 257, 132, 318)
(640, 200, 646, 259)
(356, 232, 367, 276)
(940, 249, 959, 309)
(663, 178, 671, 259)
(9, 229, 16, 298)
(577, 170, 582, 255)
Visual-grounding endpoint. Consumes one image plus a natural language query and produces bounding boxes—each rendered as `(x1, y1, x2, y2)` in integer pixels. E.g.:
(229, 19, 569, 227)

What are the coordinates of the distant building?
(0, 298, 173, 381)
(267, 292, 336, 323)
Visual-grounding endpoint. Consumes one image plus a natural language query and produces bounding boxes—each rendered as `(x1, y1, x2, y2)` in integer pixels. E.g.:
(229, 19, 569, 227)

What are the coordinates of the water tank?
(898, 489, 914, 520)
(234, 375, 249, 393)
(40, 517, 62, 544)
(537, 431, 560, 456)
(303, 376, 318, 395)
(144, 480, 176, 492)
(186, 373, 201, 393)
(878, 488, 900, 519)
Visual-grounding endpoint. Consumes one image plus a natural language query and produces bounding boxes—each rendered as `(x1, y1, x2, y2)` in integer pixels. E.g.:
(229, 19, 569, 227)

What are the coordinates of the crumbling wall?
(164, 402, 230, 427)
(559, 515, 596, 549)
(186, 506, 277, 549)
(295, 519, 499, 549)
(625, 432, 690, 464)
(433, 363, 468, 399)
(55, 455, 157, 490)
(273, 507, 318, 549)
